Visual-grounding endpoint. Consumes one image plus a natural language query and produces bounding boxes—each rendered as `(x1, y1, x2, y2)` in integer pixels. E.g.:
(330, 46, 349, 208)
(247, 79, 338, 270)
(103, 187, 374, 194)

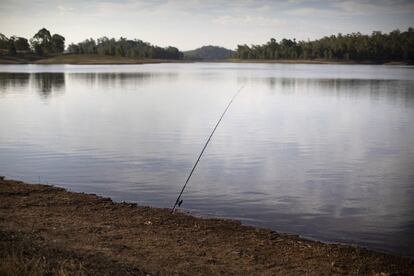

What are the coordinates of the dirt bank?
(2, 55, 412, 65)
(0, 178, 413, 275)
(223, 59, 414, 65)
(33, 55, 190, 65)
(0, 54, 190, 65)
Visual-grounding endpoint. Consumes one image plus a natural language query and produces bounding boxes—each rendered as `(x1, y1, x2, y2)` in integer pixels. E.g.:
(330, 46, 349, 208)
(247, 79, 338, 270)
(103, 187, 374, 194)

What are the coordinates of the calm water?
(1, 63, 414, 257)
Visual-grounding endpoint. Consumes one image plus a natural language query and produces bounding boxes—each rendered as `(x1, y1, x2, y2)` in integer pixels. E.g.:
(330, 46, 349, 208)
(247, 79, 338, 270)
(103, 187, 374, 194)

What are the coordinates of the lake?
(0, 63, 413, 257)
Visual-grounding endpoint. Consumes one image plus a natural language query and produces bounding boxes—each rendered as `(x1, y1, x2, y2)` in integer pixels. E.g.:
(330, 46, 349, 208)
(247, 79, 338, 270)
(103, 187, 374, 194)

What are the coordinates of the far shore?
(220, 58, 413, 65)
(0, 54, 412, 65)
(0, 54, 193, 65)
(0, 177, 413, 275)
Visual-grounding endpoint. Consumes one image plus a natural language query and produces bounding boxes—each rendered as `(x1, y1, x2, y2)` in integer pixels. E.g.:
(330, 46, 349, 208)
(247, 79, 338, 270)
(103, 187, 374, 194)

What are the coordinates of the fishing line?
(171, 84, 245, 214)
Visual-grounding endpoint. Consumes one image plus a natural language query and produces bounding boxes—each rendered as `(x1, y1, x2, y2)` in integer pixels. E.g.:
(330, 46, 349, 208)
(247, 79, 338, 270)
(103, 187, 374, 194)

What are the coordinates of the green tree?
(30, 28, 65, 55)
(0, 33, 8, 49)
(67, 43, 80, 54)
(7, 39, 16, 56)
(31, 28, 52, 55)
(51, 34, 65, 53)
(12, 37, 30, 51)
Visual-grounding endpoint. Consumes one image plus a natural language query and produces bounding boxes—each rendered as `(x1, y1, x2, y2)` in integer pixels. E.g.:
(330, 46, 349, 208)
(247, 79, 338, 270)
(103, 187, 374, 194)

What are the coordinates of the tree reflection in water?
(0, 73, 65, 98)
(0, 73, 30, 91)
(33, 73, 65, 97)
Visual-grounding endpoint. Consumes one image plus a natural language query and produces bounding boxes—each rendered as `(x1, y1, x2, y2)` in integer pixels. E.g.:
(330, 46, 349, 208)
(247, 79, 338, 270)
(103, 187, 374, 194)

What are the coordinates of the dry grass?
(223, 58, 357, 64)
(0, 253, 45, 276)
(34, 54, 189, 65)
(1, 179, 413, 275)
(0, 237, 86, 276)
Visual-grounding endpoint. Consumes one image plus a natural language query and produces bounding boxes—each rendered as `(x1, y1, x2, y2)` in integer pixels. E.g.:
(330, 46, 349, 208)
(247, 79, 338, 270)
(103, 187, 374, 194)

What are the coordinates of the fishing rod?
(171, 84, 245, 214)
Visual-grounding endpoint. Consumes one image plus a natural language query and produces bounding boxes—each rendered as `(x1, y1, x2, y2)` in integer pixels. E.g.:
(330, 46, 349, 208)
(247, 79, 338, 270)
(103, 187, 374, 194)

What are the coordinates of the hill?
(184, 45, 235, 60)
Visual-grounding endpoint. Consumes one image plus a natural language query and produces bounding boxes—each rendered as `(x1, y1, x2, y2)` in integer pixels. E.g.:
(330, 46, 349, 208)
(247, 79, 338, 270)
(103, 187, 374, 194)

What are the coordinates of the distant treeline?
(2, 27, 414, 62)
(67, 37, 183, 59)
(236, 28, 414, 61)
(0, 27, 183, 60)
(0, 28, 65, 56)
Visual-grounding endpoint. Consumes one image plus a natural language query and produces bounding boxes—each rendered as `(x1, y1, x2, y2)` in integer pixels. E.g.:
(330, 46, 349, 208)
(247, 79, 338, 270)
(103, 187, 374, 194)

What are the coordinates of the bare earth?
(0, 55, 191, 65)
(0, 178, 413, 275)
(1, 55, 411, 65)
(33, 55, 191, 65)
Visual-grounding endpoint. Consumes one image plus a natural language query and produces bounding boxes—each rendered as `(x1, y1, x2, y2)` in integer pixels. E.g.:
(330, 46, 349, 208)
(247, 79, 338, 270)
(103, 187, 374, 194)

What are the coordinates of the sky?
(1, 0, 414, 51)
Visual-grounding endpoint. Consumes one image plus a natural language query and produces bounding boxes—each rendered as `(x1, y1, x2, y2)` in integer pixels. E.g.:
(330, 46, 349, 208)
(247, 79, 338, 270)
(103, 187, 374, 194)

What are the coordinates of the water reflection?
(68, 72, 178, 88)
(239, 77, 414, 105)
(2, 72, 412, 103)
(0, 73, 30, 91)
(0, 72, 178, 96)
(0, 72, 65, 98)
(33, 73, 65, 97)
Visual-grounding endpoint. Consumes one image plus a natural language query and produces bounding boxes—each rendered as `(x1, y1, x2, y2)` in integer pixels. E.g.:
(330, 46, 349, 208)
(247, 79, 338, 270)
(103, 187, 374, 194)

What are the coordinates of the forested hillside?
(67, 37, 183, 59)
(0, 28, 183, 60)
(184, 45, 235, 60)
(236, 28, 414, 62)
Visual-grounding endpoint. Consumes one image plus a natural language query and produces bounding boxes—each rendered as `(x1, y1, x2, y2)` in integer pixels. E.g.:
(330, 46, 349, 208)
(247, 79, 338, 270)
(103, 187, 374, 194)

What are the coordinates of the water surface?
(1, 63, 413, 257)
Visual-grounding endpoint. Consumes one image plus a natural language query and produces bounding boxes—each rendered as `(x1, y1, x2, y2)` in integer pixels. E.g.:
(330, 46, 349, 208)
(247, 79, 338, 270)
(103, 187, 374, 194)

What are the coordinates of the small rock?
(331, 261, 348, 268)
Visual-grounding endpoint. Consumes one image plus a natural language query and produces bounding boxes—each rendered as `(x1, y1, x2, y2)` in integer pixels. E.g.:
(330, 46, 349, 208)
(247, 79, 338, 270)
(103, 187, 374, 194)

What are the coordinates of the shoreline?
(1, 177, 413, 274)
(0, 54, 193, 65)
(219, 59, 413, 65)
(0, 54, 412, 65)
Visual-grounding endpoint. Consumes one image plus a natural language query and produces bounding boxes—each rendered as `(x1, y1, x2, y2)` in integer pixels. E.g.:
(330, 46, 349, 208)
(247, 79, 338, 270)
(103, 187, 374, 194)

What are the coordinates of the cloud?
(287, 7, 342, 17)
(1, 0, 413, 49)
(335, 0, 414, 15)
(214, 15, 284, 27)
(57, 5, 74, 13)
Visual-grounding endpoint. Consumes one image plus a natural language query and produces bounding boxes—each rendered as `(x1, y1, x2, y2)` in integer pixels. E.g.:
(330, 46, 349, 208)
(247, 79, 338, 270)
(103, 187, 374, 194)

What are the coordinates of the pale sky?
(1, 0, 413, 51)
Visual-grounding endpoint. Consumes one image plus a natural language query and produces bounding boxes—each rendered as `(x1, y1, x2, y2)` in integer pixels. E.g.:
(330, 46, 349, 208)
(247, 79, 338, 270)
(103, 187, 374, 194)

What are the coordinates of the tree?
(31, 28, 52, 55)
(51, 34, 65, 53)
(0, 33, 8, 49)
(30, 28, 65, 56)
(67, 43, 80, 54)
(33, 28, 51, 42)
(13, 37, 30, 51)
(8, 41, 16, 56)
